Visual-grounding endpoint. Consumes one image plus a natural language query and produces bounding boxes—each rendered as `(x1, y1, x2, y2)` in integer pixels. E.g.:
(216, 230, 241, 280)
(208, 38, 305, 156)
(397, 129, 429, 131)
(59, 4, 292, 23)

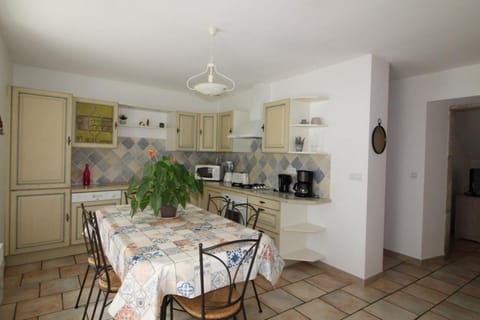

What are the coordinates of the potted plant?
(119, 114, 128, 125)
(127, 149, 203, 218)
(295, 136, 305, 152)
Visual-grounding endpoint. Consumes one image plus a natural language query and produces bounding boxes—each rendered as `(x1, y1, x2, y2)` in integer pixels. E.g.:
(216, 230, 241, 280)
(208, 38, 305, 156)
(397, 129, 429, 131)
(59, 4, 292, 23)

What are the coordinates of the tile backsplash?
(72, 137, 330, 197)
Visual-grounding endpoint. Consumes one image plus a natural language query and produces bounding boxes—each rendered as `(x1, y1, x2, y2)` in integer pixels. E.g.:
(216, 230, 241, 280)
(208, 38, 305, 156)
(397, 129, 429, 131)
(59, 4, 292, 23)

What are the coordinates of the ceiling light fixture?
(186, 26, 235, 96)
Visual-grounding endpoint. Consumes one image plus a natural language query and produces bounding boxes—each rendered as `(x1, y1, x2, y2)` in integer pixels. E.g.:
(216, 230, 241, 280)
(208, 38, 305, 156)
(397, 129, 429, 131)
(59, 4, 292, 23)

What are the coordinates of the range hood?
(228, 119, 263, 139)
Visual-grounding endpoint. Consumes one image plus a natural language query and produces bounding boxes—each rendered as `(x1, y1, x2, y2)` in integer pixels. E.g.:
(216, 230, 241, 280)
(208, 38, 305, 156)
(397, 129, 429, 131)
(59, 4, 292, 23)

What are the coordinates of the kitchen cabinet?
(262, 99, 290, 153)
(71, 190, 122, 244)
(73, 97, 118, 148)
(9, 87, 73, 256)
(217, 111, 233, 151)
(10, 87, 72, 190)
(198, 113, 217, 151)
(202, 186, 223, 213)
(248, 195, 281, 249)
(167, 112, 198, 151)
(10, 189, 71, 254)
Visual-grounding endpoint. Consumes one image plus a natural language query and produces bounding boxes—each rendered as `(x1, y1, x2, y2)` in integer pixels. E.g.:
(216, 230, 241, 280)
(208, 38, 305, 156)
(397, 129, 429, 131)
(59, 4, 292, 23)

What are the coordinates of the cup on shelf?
(159, 122, 165, 128)
(300, 119, 308, 124)
(311, 117, 322, 125)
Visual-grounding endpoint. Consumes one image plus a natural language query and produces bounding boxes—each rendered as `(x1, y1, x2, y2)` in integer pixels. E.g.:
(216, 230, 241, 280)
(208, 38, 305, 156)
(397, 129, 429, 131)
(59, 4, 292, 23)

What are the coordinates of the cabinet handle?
(261, 124, 264, 132)
(67, 136, 71, 145)
(114, 121, 118, 129)
(229, 128, 232, 134)
(199, 129, 202, 135)
(66, 213, 70, 222)
(259, 200, 265, 204)
(177, 128, 180, 134)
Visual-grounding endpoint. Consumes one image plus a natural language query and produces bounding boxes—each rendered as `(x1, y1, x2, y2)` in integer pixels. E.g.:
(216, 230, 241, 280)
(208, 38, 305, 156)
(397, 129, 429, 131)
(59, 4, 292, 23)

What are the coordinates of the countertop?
(203, 182, 331, 205)
(71, 183, 129, 193)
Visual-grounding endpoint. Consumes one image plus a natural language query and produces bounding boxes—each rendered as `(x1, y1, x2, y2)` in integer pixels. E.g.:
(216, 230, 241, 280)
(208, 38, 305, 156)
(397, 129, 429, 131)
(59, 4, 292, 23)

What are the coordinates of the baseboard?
(384, 249, 446, 267)
(5, 245, 85, 266)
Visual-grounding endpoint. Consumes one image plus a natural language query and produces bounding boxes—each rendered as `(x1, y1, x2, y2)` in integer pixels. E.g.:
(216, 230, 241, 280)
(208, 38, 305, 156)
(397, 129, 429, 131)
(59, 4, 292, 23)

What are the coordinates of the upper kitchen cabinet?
(73, 97, 118, 148)
(262, 99, 290, 153)
(198, 113, 217, 151)
(217, 111, 233, 151)
(10, 87, 72, 189)
(166, 111, 198, 151)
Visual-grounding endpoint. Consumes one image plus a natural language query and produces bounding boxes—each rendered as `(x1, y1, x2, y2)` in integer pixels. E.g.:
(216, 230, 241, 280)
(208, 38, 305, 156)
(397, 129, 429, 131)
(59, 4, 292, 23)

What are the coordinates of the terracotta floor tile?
(416, 311, 450, 320)
(62, 288, 92, 309)
(254, 275, 289, 291)
(16, 294, 62, 320)
(383, 269, 417, 286)
(280, 265, 311, 282)
(393, 263, 432, 278)
(38, 307, 85, 320)
(74, 253, 88, 264)
(42, 257, 76, 270)
(402, 283, 447, 304)
(22, 268, 59, 285)
(342, 284, 386, 303)
(383, 255, 404, 270)
(369, 277, 403, 293)
(430, 269, 470, 286)
(242, 297, 277, 320)
(446, 292, 480, 313)
(268, 309, 309, 320)
(364, 300, 417, 320)
(343, 310, 382, 320)
(305, 273, 349, 292)
(3, 275, 21, 288)
(295, 298, 347, 320)
(2, 283, 39, 304)
(460, 283, 480, 298)
(40, 277, 80, 296)
(417, 276, 460, 295)
(385, 291, 434, 315)
(59, 263, 86, 278)
(5, 262, 41, 277)
(432, 301, 480, 320)
(321, 290, 368, 314)
(293, 261, 325, 276)
(0, 303, 16, 320)
(259, 288, 303, 313)
(441, 264, 479, 280)
(283, 280, 326, 301)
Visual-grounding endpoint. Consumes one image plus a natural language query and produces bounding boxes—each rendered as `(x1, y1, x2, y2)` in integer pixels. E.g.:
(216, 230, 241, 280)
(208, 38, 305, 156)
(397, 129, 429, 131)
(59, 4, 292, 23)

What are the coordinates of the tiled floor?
(1, 239, 480, 319)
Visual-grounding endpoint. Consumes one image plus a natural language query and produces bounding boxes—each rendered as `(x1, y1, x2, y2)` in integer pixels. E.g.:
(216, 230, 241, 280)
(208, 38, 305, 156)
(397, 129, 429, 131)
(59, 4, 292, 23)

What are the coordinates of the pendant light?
(186, 26, 235, 96)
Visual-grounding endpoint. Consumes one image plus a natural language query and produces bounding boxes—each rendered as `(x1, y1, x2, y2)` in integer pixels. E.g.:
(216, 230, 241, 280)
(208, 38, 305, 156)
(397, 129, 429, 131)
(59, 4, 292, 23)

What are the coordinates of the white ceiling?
(1, 0, 480, 93)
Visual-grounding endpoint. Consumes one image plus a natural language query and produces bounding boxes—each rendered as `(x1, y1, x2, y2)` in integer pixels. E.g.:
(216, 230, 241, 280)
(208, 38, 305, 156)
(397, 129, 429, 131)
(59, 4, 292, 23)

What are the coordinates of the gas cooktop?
(231, 183, 267, 190)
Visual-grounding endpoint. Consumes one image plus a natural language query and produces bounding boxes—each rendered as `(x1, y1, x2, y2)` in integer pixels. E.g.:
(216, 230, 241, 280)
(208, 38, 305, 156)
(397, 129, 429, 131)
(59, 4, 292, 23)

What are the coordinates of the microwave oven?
(194, 165, 224, 181)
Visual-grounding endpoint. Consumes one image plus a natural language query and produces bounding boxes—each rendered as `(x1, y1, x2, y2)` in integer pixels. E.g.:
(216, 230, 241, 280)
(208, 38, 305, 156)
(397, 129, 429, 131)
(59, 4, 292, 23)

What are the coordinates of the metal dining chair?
(206, 193, 231, 216)
(230, 202, 265, 312)
(160, 233, 263, 320)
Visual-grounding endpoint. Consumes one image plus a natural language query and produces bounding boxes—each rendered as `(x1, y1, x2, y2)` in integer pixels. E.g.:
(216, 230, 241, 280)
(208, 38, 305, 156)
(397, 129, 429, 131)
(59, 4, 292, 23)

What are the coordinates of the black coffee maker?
(293, 170, 314, 197)
(278, 174, 292, 193)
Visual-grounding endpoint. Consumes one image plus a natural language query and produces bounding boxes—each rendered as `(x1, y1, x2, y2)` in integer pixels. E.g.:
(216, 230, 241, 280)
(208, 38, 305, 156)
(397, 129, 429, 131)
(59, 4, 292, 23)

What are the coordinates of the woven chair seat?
(173, 286, 241, 320)
(99, 270, 121, 292)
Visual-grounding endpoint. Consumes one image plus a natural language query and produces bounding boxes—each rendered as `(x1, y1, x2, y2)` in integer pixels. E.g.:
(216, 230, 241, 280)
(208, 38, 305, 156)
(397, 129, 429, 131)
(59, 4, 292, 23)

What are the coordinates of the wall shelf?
(282, 248, 324, 262)
(289, 124, 327, 128)
(119, 124, 166, 130)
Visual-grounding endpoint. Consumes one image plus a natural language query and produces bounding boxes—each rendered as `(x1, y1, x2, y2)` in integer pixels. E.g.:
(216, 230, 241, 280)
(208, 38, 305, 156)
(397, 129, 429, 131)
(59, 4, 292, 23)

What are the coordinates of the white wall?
(387, 63, 480, 259)
(268, 55, 389, 279)
(0, 31, 12, 302)
(13, 65, 217, 112)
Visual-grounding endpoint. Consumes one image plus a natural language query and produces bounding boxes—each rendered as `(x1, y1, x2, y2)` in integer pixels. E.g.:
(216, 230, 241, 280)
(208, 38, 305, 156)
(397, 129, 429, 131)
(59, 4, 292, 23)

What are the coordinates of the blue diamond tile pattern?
(71, 137, 330, 197)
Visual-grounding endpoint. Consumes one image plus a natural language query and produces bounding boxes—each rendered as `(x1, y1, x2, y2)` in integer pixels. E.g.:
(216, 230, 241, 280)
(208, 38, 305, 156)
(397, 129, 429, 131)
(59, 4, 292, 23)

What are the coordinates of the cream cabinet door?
(198, 113, 217, 151)
(217, 111, 233, 151)
(262, 99, 290, 153)
(71, 199, 121, 245)
(10, 189, 70, 254)
(11, 87, 72, 189)
(203, 187, 223, 213)
(176, 112, 197, 151)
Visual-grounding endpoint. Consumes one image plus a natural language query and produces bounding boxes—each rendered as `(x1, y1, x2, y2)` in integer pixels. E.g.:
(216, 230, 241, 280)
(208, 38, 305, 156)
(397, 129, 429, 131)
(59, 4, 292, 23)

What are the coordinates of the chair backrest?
(199, 233, 262, 318)
(206, 194, 231, 216)
(87, 211, 113, 285)
(230, 202, 264, 229)
(80, 203, 94, 256)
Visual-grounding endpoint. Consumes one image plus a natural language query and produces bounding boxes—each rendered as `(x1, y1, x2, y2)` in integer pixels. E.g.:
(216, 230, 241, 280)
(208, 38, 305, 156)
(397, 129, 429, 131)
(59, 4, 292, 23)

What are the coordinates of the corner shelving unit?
(118, 104, 169, 139)
(288, 96, 329, 154)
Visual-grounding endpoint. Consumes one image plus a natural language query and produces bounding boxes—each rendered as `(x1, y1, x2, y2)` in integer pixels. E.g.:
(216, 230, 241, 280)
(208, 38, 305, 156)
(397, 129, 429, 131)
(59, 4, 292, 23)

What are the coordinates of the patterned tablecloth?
(96, 204, 285, 320)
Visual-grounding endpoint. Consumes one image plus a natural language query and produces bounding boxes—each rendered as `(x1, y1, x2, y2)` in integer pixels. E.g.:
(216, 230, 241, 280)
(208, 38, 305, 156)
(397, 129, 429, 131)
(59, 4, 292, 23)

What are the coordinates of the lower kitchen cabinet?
(248, 195, 281, 249)
(202, 186, 223, 214)
(10, 189, 71, 255)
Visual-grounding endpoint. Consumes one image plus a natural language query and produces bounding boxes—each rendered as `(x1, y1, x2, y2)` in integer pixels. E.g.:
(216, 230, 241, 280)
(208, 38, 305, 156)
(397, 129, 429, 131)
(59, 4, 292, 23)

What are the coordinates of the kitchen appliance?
(278, 174, 292, 193)
(194, 165, 223, 181)
(232, 172, 249, 185)
(222, 193, 247, 224)
(293, 170, 314, 197)
(222, 161, 235, 185)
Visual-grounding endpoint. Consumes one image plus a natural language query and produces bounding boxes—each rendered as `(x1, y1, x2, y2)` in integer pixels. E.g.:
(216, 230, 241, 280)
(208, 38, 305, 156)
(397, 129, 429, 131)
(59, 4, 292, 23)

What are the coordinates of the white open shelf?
(283, 223, 326, 233)
(289, 124, 327, 128)
(282, 248, 324, 262)
(119, 124, 167, 129)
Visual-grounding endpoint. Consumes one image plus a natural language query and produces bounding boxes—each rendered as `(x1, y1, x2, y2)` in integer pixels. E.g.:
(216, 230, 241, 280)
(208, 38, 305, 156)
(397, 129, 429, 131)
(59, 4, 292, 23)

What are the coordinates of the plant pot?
(160, 204, 177, 218)
(295, 144, 304, 152)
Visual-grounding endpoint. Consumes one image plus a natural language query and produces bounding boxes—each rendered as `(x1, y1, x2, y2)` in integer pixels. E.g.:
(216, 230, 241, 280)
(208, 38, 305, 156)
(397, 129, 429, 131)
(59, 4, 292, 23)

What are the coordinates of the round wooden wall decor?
(372, 119, 386, 154)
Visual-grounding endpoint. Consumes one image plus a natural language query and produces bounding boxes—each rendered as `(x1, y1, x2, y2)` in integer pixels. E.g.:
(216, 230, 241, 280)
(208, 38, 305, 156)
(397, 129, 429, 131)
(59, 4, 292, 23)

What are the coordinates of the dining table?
(95, 204, 285, 320)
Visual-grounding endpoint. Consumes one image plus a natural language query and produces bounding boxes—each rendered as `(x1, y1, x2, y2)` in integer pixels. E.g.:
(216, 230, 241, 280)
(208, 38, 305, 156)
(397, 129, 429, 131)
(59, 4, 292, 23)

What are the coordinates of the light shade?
(193, 82, 228, 96)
